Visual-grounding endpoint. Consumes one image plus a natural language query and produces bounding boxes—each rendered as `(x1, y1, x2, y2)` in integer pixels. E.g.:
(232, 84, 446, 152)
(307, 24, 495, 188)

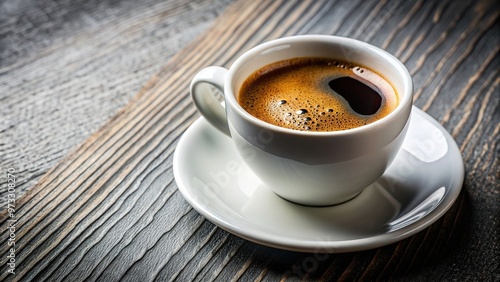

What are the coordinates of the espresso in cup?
(238, 57, 398, 131)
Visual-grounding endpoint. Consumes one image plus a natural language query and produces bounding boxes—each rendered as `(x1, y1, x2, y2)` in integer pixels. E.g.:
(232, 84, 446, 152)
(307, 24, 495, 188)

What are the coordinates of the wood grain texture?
(1, 0, 499, 281)
(0, 0, 234, 205)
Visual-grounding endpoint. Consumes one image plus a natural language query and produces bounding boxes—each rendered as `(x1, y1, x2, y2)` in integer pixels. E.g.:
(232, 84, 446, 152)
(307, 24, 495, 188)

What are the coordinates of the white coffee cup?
(190, 35, 413, 206)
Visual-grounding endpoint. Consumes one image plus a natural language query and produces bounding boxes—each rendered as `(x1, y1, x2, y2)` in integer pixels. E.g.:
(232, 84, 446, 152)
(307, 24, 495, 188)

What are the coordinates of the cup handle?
(190, 66, 231, 136)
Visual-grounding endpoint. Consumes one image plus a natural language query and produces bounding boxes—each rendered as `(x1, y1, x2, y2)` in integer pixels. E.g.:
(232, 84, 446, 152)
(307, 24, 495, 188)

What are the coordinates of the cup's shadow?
(236, 148, 453, 241)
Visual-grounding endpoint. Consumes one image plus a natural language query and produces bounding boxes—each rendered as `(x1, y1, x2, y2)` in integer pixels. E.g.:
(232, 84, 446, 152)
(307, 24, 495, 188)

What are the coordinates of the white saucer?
(173, 107, 464, 253)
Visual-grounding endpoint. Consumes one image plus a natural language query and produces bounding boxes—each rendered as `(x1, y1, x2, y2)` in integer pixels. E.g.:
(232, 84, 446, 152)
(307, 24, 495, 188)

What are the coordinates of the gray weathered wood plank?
(0, 0, 235, 205)
(0, 0, 498, 281)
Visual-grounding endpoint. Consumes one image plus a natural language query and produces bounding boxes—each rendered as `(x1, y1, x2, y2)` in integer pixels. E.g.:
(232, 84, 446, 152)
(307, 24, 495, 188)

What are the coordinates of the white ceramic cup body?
(190, 35, 413, 206)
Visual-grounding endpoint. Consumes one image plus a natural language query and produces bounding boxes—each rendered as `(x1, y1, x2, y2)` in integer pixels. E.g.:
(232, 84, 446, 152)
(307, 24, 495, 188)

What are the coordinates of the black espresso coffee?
(238, 57, 398, 131)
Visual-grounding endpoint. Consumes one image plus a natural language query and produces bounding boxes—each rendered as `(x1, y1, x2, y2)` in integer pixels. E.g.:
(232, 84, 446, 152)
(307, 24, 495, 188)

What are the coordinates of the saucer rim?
(173, 106, 464, 253)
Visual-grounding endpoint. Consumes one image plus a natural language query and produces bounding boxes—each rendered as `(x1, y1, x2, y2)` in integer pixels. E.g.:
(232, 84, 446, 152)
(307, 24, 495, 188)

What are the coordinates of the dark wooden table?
(1, 0, 498, 281)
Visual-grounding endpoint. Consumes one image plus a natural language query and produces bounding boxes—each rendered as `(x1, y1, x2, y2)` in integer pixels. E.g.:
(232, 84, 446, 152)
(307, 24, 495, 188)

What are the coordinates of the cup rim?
(225, 35, 413, 136)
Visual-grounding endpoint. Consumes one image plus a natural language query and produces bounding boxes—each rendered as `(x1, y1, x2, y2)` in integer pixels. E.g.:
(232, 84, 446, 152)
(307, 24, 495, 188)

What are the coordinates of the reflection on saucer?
(402, 111, 448, 162)
(387, 187, 446, 232)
